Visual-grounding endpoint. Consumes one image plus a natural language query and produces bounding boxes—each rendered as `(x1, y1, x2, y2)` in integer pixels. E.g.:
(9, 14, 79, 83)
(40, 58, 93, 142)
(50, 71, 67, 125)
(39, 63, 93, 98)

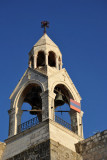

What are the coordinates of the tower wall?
(2, 120, 49, 160)
(0, 142, 6, 160)
(76, 130, 107, 160)
(4, 139, 83, 160)
(2, 119, 83, 160)
(49, 119, 83, 152)
(50, 139, 82, 160)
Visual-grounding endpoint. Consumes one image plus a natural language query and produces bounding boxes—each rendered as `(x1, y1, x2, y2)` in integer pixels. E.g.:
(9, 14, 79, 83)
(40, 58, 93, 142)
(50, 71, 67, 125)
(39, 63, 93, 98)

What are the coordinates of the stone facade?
(1, 129, 107, 160)
(0, 143, 6, 160)
(7, 140, 50, 160)
(50, 139, 82, 160)
(76, 130, 107, 160)
(2, 120, 49, 160)
(2, 118, 83, 160)
(5, 139, 82, 160)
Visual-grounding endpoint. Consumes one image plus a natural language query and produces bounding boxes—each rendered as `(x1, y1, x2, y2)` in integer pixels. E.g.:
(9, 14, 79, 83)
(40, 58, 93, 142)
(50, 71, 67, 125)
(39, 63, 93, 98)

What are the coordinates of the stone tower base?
(7, 139, 82, 160)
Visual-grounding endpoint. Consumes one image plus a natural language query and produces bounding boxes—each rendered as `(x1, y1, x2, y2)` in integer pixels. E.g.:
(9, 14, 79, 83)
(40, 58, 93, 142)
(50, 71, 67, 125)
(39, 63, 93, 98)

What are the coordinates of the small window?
(48, 51, 56, 67)
(37, 51, 45, 67)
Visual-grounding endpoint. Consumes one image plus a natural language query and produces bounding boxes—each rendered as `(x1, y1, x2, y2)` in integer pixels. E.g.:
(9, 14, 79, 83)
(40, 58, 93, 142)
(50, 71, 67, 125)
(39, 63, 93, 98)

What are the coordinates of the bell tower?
(2, 23, 84, 160)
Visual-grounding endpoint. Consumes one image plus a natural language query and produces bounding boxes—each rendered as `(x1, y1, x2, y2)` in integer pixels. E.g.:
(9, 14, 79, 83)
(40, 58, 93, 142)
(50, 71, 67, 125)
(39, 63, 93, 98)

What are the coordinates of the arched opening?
(37, 51, 45, 67)
(54, 84, 74, 128)
(48, 51, 56, 67)
(20, 84, 42, 124)
(21, 103, 36, 123)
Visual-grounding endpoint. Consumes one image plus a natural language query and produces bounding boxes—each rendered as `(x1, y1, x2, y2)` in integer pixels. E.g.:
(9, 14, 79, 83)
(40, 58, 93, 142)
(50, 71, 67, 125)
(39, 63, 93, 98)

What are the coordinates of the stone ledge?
(5, 119, 49, 144)
(49, 119, 83, 140)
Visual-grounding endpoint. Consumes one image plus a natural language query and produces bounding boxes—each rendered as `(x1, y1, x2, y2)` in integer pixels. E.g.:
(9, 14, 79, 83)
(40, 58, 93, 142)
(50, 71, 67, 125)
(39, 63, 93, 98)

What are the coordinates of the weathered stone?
(0, 142, 6, 160)
(76, 130, 107, 160)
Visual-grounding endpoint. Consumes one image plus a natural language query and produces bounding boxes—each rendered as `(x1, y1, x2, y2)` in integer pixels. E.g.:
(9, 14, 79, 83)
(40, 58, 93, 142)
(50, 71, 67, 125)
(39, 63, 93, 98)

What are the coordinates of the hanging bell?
(30, 106, 38, 115)
(55, 93, 65, 107)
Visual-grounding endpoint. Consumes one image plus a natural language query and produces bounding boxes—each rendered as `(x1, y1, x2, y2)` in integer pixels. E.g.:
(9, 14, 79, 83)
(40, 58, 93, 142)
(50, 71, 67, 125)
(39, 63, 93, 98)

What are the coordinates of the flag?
(70, 99, 81, 112)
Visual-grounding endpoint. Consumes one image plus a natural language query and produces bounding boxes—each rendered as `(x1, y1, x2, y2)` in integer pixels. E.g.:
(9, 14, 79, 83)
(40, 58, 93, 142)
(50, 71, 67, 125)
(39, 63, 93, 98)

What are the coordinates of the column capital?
(8, 108, 15, 115)
(41, 90, 56, 99)
(44, 50, 49, 55)
(33, 54, 38, 57)
(80, 110, 84, 117)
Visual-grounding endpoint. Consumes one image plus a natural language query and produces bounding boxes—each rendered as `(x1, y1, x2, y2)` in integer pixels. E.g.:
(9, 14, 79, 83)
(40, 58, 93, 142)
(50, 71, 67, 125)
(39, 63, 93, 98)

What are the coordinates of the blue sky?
(0, 0, 107, 141)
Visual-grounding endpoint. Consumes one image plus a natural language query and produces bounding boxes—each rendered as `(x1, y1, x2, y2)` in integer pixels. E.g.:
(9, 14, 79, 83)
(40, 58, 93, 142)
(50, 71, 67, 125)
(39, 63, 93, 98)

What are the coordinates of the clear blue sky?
(0, 0, 107, 141)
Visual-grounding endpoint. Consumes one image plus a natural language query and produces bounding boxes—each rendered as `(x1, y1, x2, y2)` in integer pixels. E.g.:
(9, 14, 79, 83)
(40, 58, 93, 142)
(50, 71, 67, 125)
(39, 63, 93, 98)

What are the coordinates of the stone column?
(8, 108, 16, 137)
(70, 110, 84, 138)
(29, 60, 32, 68)
(45, 52, 48, 66)
(34, 54, 37, 69)
(41, 90, 56, 121)
(77, 111, 84, 138)
(56, 56, 58, 69)
(48, 91, 56, 121)
(17, 109, 23, 133)
(60, 61, 62, 70)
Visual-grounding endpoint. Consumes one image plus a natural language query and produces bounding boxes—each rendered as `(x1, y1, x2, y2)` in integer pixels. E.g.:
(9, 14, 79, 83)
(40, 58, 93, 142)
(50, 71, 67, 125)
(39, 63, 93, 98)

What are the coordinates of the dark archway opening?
(48, 51, 56, 67)
(54, 84, 73, 125)
(37, 51, 45, 67)
(21, 103, 36, 124)
(21, 84, 42, 123)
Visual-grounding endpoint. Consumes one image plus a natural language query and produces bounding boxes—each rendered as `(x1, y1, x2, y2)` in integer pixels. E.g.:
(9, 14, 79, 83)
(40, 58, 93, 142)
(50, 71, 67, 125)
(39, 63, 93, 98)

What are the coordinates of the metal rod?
(55, 110, 70, 112)
(54, 89, 65, 96)
(22, 110, 42, 112)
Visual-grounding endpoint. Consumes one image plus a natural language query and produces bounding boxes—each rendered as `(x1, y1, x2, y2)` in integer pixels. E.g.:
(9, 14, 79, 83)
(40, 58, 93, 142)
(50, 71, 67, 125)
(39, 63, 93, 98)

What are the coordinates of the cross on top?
(41, 21, 49, 33)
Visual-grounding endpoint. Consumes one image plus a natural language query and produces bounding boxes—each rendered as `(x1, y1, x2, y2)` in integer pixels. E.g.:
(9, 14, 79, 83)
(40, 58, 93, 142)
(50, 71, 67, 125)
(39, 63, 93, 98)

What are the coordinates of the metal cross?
(41, 21, 49, 33)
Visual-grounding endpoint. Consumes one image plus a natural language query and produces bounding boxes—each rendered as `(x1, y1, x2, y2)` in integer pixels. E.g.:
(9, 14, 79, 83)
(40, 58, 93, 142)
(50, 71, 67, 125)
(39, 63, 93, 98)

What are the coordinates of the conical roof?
(34, 33, 58, 48)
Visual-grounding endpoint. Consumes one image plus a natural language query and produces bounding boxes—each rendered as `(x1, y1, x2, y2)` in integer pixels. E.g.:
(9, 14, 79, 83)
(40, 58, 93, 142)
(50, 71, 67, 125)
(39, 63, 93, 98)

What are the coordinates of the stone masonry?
(0, 143, 6, 160)
(7, 140, 50, 160)
(75, 130, 107, 160)
(6, 139, 82, 160)
(50, 139, 82, 160)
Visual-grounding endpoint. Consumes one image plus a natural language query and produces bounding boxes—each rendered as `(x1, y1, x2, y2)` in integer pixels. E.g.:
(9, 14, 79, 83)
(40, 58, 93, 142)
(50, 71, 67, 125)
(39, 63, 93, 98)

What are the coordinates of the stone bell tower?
(2, 24, 84, 160)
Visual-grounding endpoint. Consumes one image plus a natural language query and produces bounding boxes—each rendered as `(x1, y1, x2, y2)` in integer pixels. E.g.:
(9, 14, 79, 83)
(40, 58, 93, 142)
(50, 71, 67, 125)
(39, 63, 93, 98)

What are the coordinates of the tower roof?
(34, 33, 58, 48)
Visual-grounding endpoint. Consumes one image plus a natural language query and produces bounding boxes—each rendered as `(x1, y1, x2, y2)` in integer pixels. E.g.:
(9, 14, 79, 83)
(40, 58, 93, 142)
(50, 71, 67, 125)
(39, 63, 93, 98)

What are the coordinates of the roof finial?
(41, 21, 49, 34)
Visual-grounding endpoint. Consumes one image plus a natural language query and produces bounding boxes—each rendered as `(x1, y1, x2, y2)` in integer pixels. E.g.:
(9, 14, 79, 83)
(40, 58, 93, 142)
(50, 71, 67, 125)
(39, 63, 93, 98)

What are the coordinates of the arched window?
(48, 51, 56, 67)
(37, 51, 45, 67)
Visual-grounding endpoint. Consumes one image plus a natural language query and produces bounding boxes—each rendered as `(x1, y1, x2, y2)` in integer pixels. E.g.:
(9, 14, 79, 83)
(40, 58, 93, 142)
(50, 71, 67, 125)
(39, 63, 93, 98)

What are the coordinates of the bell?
(30, 96, 42, 115)
(30, 106, 38, 115)
(55, 93, 65, 107)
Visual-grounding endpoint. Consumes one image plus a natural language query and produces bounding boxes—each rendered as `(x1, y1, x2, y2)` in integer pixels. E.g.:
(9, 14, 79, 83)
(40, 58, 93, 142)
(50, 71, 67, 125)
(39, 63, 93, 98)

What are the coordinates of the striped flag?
(70, 99, 81, 113)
